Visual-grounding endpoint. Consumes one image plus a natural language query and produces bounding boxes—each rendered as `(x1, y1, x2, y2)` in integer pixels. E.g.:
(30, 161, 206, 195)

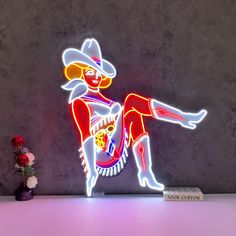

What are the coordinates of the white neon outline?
(99, 168, 103, 175)
(68, 86, 88, 104)
(95, 156, 127, 178)
(61, 78, 85, 90)
(150, 100, 208, 130)
(62, 38, 209, 197)
(88, 102, 112, 116)
(85, 68, 102, 81)
(62, 38, 116, 79)
(86, 39, 92, 49)
(89, 103, 122, 137)
(61, 78, 88, 104)
(124, 146, 128, 157)
(117, 162, 120, 173)
(85, 70, 95, 76)
(77, 108, 127, 182)
(133, 135, 165, 191)
(82, 136, 99, 197)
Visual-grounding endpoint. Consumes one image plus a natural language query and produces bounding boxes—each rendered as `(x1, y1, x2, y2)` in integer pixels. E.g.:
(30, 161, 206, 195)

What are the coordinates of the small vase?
(15, 183, 33, 201)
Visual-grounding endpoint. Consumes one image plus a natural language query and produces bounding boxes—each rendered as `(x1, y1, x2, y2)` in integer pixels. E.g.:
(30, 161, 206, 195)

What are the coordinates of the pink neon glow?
(138, 144, 146, 171)
(156, 108, 184, 120)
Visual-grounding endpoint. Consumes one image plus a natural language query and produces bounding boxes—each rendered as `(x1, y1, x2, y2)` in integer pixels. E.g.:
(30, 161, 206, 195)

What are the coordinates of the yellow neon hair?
(64, 63, 112, 89)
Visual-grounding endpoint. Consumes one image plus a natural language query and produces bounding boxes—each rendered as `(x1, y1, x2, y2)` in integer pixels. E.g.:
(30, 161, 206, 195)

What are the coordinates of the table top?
(0, 194, 235, 236)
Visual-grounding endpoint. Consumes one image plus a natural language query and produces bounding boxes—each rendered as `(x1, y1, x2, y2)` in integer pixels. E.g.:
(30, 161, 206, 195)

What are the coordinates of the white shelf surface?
(0, 194, 235, 236)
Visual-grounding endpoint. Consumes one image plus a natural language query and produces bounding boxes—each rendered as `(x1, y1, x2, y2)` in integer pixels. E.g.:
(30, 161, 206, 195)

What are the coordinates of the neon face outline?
(61, 38, 207, 197)
(84, 68, 103, 89)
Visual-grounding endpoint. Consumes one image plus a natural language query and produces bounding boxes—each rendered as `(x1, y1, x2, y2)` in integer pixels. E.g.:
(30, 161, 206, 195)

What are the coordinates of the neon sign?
(61, 38, 207, 197)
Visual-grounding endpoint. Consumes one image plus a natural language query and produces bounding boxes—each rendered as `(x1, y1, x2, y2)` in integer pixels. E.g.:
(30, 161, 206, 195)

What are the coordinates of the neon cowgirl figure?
(61, 38, 207, 197)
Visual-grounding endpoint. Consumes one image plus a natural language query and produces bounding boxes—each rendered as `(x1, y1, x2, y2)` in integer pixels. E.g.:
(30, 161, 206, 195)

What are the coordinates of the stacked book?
(163, 187, 204, 201)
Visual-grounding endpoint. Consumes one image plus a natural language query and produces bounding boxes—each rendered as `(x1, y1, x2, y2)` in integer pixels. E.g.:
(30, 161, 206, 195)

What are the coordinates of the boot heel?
(138, 174, 147, 187)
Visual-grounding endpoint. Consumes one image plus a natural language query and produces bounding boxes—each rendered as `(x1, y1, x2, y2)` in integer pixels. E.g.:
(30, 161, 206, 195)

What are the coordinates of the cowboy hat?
(62, 38, 116, 79)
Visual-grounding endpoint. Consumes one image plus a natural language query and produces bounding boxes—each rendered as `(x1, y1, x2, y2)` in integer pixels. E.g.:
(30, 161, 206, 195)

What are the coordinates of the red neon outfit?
(71, 91, 153, 145)
(70, 88, 175, 178)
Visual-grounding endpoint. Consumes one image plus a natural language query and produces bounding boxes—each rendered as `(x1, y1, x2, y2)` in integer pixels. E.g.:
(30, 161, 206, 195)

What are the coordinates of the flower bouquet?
(11, 135, 38, 201)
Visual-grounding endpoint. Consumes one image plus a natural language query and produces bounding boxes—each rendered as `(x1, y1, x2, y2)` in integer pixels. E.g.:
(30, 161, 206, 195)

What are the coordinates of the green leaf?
(24, 166, 35, 177)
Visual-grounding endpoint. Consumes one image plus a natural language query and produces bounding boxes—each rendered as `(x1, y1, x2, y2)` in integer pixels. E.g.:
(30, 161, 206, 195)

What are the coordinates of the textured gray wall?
(0, 0, 235, 195)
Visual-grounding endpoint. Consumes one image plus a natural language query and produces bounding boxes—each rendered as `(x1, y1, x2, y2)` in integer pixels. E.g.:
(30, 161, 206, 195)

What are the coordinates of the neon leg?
(124, 93, 152, 117)
(150, 99, 207, 129)
(123, 106, 164, 191)
(123, 93, 207, 129)
(132, 133, 164, 191)
(124, 110, 146, 145)
(82, 136, 98, 197)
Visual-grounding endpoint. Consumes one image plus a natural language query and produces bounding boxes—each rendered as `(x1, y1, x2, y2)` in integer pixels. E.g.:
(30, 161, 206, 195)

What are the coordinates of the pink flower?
(25, 153, 35, 166)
